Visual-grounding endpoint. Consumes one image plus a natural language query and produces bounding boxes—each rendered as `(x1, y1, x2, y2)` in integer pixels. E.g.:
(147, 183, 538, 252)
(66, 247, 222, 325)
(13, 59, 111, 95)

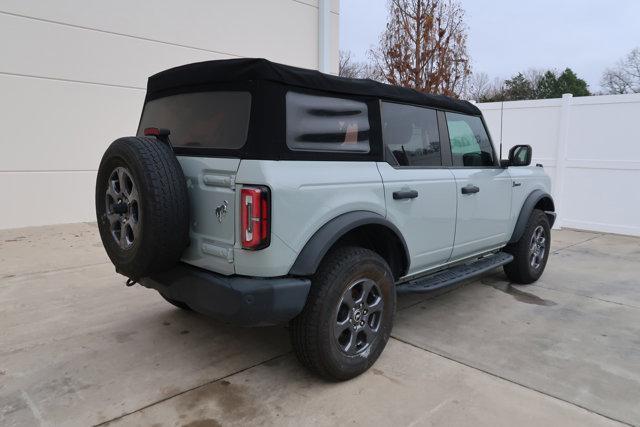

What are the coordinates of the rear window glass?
(286, 92, 370, 153)
(137, 91, 251, 149)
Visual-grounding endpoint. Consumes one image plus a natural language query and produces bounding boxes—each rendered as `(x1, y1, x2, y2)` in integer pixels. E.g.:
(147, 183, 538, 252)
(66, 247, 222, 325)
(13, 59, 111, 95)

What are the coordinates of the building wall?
(478, 93, 640, 237)
(0, 0, 339, 229)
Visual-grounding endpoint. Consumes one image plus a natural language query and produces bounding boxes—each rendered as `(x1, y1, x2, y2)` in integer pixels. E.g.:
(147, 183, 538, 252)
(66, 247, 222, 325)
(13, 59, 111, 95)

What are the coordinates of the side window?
(446, 112, 495, 167)
(381, 102, 441, 167)
(286, 92, 370, 153)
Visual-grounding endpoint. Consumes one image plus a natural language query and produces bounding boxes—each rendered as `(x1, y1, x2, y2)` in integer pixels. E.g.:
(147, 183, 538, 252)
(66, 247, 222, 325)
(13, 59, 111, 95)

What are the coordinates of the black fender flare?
(288, 210, 410, 277)
(509, 190, 556, 244)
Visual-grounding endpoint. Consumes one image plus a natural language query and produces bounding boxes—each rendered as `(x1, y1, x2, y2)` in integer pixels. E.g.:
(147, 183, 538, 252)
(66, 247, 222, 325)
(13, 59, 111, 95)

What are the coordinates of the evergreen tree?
(503, 73, 534, 100)
(554, 68, 590, 97)
(535, 71, 559, 98)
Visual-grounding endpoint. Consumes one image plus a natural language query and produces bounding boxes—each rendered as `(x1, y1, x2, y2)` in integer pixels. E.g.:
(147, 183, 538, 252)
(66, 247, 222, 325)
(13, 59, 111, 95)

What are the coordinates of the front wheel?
(290, 246, 395, 381)
(503, 209, 551, 284)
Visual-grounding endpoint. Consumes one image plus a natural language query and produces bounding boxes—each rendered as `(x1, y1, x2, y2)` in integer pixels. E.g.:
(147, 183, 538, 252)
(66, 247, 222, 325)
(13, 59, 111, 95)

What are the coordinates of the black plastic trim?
(509, 190, 556, 244)
(437, 110, 454, 166)
(288, 210, 410, 277)
(393, 190, 419, 200)
(140, 263, 311, 326)
(396, 251, 514, 294)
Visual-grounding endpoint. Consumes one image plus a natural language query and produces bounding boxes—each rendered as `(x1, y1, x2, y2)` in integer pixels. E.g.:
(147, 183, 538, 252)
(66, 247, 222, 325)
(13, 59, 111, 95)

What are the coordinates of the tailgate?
(177, 156, 239, 275)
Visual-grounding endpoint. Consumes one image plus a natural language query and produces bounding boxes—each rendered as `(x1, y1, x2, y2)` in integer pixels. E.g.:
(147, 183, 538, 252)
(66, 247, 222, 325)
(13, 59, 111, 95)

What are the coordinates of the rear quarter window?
(137, 91, 251, 149)
(286, 92, 370, 153)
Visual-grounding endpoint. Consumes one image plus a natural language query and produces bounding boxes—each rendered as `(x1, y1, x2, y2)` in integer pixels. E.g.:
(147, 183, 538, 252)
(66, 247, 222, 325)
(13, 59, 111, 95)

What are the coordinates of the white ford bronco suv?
(96, 58, 555, 381)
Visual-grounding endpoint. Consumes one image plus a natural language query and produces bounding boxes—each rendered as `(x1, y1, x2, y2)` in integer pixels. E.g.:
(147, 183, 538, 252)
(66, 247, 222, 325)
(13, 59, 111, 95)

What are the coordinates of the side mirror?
(505, 144, 532, 167)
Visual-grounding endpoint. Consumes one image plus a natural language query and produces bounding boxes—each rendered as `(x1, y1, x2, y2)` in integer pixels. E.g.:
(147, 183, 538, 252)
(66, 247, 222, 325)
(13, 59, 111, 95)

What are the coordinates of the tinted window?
(137, 91, 251, 149)
(286, 92, 370, 153)
(446, 112, 495, 167)
(381, 102, 441, 166)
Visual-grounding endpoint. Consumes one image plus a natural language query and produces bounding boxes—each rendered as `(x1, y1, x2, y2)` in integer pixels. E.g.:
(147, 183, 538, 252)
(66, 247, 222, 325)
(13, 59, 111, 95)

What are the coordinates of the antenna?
(499, 83, 505, 160)
(499, 99, 504, 161)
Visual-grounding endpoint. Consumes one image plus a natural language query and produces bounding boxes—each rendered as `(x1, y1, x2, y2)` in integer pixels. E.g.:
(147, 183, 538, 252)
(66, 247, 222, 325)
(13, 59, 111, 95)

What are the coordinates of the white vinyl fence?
(477, 93, 640, 237)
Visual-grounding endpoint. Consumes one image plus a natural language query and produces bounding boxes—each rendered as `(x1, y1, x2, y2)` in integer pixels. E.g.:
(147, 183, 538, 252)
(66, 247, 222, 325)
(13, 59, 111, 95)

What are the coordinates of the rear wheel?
(290, 246, 395, 381)
(503, 209, 551, 284)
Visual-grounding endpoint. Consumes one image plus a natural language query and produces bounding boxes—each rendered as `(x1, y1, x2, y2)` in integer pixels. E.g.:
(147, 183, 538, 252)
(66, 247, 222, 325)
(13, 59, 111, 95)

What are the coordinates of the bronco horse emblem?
(215, 200, 228, 223)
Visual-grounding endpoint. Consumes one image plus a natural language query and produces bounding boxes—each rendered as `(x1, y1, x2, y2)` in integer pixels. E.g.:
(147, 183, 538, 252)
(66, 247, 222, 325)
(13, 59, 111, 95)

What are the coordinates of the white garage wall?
(0, 0, 339, 229)
(478, 93, 640, 236)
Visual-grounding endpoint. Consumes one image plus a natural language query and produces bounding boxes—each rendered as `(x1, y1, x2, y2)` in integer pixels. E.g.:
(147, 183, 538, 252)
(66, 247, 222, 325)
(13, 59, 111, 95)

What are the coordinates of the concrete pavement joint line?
(0, 169, 98, 173)
(21, 390, 49, 427)
(388, 336, 631, 427)
(0, 261, 111, 283)
(530, 283, 640, 310)
(406, 398, 452, 427)
(92, 352, 292, 427)
(551, 234, 604, 254)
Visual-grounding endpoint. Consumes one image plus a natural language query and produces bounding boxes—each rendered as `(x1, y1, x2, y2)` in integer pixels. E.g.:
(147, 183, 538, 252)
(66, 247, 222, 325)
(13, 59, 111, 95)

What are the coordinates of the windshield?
(137, 91, 251, 149)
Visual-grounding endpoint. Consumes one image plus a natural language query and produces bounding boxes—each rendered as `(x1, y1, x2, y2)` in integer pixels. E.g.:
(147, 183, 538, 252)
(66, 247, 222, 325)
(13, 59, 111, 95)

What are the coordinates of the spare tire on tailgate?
(95, 136, 190, 280)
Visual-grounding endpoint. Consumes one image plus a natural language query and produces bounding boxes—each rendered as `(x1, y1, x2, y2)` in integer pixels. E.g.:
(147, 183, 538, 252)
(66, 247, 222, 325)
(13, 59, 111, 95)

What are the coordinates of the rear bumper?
(140, 263, 311, 326)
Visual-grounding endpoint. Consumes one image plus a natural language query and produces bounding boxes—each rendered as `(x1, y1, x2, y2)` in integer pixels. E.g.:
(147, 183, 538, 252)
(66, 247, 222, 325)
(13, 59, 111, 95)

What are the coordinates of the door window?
(446, 113, 495, 167)
(381, 102, 441, 166)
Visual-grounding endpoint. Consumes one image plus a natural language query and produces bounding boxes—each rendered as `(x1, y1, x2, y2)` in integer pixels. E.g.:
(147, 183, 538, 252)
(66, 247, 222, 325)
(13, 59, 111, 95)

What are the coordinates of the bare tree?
(465, 71, 491, 101)
(338, 50, 384, 81)
(524, 68, 544, 93)
(370, 0, 471, 97)
(338, 50, 362, 78)
(601, 47, 640, 94)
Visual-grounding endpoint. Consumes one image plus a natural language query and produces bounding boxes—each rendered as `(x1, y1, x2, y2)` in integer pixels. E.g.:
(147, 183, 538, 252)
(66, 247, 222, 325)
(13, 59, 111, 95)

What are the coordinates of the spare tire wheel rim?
(105, 166, 140, 250)
(334, 278, 384, 355)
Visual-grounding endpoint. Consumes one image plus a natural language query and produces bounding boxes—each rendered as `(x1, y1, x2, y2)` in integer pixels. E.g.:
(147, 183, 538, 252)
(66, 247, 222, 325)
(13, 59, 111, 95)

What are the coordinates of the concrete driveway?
(1, 224, 638, 426)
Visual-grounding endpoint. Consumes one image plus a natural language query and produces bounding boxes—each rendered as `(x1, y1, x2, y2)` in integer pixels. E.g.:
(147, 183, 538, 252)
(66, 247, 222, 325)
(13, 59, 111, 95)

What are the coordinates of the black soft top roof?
(147, 58, 480, 116)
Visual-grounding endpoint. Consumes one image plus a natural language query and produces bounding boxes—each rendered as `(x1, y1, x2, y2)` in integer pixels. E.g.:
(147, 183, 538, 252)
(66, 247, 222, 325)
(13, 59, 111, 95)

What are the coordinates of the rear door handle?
(461, 185, 480, 195)
(393, 189, 419, 200)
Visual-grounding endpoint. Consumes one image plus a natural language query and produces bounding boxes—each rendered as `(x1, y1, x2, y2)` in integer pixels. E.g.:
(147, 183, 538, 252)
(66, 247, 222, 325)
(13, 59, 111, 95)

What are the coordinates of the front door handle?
(393, 189, 419, 200)
(461, 185, 480, 195)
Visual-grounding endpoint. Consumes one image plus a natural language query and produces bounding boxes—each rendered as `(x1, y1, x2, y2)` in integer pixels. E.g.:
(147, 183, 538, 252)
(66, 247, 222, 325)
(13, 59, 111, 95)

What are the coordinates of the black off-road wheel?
(503, 209, 551, 284)
(290, 246, 396, 381)
(95, 137, 190, 280)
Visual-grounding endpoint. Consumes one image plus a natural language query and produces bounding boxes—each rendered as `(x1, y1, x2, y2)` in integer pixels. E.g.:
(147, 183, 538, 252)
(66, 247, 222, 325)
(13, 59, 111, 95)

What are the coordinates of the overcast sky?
(339, 0, 640, 91)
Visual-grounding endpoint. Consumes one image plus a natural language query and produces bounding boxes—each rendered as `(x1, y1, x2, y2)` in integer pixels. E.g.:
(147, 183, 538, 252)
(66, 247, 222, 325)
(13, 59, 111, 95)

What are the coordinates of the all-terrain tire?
(503, 209, 551, 284)
(290, 246, 395, 381)
(95, 137, 190, 280)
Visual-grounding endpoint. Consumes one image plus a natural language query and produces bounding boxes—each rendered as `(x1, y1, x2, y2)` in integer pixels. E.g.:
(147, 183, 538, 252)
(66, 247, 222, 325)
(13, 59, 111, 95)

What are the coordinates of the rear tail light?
(240, 186, 270, 250)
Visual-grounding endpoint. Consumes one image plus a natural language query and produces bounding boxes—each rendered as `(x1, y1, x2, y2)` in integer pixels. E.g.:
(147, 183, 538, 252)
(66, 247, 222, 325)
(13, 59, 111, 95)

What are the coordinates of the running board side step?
(396, 252, 513, 294)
